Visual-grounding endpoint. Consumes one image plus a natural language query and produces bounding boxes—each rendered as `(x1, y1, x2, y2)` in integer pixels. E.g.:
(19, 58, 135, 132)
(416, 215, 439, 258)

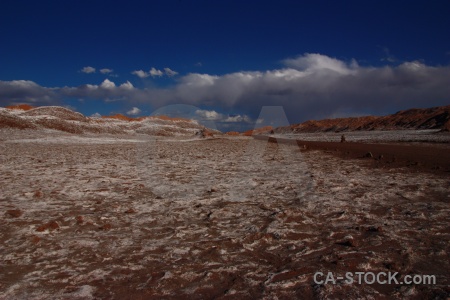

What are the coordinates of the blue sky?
(1, 0, 449, 131)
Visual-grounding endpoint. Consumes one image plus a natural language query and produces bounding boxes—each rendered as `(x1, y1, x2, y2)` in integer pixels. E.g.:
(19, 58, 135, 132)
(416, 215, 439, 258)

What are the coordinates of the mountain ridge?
(0, 105, 219, 136)
(270, 105, 450, 134)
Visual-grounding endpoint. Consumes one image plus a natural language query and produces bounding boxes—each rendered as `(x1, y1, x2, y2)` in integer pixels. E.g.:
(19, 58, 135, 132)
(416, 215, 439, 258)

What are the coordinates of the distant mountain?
(271, 105, 450, 134)
(0, 106, 220, 136)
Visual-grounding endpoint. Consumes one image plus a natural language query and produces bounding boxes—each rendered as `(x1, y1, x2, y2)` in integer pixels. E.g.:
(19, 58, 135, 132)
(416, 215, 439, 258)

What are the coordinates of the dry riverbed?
(0, 130, 449, 299)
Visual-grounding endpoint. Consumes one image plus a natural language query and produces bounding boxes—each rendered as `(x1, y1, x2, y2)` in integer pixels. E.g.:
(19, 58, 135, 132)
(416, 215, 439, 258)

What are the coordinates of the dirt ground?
(0, 131, 449, 299)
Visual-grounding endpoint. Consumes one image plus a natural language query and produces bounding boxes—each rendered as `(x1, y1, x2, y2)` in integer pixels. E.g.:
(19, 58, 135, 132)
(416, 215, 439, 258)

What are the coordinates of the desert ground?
(0, 129, 449, 299)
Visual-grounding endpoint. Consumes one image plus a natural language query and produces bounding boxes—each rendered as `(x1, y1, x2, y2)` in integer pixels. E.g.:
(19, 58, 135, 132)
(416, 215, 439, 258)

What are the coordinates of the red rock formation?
(150, 115, 192, 122)
(243, 126, 273, 136)
(6, 104, 35, 111)
(0, 106, 215, 135)
(102, 114, 191, 122)
(443, 120, 450, 132)
(202, 129, 216, 137)
(0, 112, 37, 129)
(102, 114, 145, 122)
(22, 106, 87, 122)
(275, 105, 450, 133)
(225, 131, 240, 136)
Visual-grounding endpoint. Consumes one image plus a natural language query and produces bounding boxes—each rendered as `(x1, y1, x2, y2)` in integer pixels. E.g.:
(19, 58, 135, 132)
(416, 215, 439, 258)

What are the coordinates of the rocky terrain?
(0, 129, 449, 299)
(0, 104, 449, 299)
(271, 105, 450, 134)
(0, 106, 218, 136)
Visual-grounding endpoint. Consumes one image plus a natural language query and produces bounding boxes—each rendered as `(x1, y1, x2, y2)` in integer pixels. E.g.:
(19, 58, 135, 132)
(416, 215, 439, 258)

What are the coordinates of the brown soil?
(1, 136, 448, 299)
(255, 135, 450, 174)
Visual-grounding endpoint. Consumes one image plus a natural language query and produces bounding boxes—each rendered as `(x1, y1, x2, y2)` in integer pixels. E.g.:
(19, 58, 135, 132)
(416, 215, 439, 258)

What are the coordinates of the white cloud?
(283, 53, 356, 75)
(81, 66, 96, 74)
(164, 68, 178, 77)
(180, 73, 218, 86)
(91, 112, 102, 118)
(150, 67, 164, 77)
(131, 67, 179, 78)
(131, 70, 149, 78)
(195, 109, 222, 120)
(0, 80, 57, 103)
(223, 115, 252, 123)
(2, 53, 450, 129)
(100, 68, 113, 74)
(100, 79, 115, 89)
(127, 107, 141, 115)
(119, 81, 134, 90)
(195, 109, 252, 124)
(398, 61, 426, 71)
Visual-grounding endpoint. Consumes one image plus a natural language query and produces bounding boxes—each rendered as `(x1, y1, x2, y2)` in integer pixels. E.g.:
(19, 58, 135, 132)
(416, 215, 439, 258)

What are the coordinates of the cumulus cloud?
(195, 109, 252, 123)
(223, 114, 252, 123)
(195, 109, 222, 121)
(131, 67, 179, 78)
(194, 109, 253, 131)
(149, 68, 164, 77)
(283, 53, 357, 74)
(131, 70, 149, 78)
(173, 54, 450, 122)
(100, 68, 113, 74)
(127, 107, 141, 115)
(119, 81, 134, 90)
(90, 112, 102, 118)
(0, 80, 58, 104)
(2, 53, 450, 130)
(81, 66, 96, 74)
(56, 79, 140, 103)
(100, 79, 115, 89)
(164, 68, 178, 77)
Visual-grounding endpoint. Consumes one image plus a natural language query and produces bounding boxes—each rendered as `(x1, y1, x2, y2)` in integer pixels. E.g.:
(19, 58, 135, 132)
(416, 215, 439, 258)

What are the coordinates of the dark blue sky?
(1, 0, 449, 131)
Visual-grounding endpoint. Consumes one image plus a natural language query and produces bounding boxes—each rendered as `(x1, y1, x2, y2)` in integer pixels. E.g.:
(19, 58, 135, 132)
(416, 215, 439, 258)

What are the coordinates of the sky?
(1, 0, 449, 131)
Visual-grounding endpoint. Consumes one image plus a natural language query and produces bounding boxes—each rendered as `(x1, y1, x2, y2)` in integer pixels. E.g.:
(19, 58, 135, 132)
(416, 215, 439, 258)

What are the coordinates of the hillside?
(0, 106, 220, 136)
(272, 105, 450, 134)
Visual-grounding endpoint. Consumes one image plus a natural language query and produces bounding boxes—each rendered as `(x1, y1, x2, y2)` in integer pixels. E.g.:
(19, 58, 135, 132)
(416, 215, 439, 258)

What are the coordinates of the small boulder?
(124, 208, 136, 214)
(337, 235, 358, 247)
(99, 223, 112, 230)
(5, 209, 23, 218)
(366, 226, 383, 232)
(75, 216, 84, 224)
(31, 235, 41, 244)
(33, 190, 44, 198)
(36, 220, 60, 232)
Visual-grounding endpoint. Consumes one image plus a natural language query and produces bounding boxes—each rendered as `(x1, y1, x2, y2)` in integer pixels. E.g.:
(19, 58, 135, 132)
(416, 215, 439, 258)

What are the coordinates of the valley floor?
(0, 130, 449, 299)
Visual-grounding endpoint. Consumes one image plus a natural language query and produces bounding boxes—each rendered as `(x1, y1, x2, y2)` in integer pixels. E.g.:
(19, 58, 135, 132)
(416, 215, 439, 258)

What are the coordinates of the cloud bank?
(0, 80, 58, 104)
(2, 53, 449, 129)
